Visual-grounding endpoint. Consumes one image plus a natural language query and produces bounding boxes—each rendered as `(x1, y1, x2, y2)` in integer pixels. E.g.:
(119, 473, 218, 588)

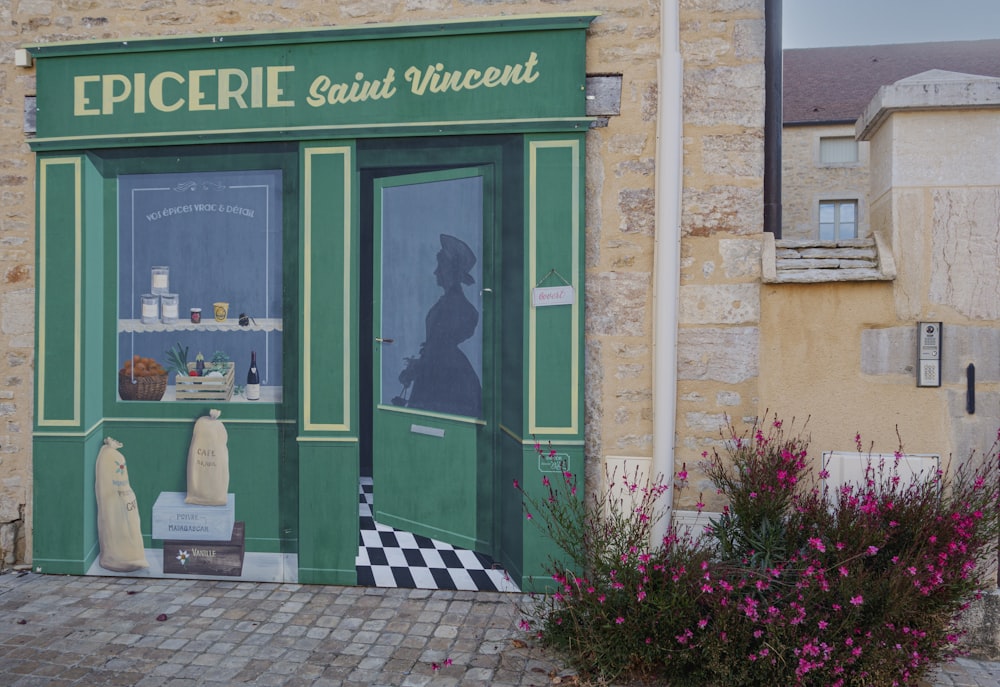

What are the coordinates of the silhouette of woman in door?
(396, 234, 482, 417)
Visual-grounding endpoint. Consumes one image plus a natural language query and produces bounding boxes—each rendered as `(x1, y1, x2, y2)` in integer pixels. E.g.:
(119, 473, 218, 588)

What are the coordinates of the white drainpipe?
(651, 0, 683, 542)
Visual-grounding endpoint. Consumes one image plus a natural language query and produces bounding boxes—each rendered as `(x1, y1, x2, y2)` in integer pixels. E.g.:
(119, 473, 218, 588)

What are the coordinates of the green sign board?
(27, 14, 596, 149)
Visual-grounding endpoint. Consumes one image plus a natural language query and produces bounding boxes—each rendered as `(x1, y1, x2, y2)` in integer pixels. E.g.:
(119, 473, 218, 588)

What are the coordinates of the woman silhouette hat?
(439, 234, 476, 285)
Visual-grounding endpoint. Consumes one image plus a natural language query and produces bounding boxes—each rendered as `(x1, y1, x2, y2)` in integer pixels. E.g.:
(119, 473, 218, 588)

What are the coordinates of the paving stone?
(0, 571, 997, 687)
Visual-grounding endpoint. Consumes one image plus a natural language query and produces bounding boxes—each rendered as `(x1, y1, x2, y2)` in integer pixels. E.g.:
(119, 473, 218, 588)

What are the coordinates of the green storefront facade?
(29, 14, 593, 590)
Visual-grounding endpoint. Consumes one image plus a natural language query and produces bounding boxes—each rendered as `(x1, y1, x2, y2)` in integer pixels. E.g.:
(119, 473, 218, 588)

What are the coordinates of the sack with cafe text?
(186, 408, 230, 506)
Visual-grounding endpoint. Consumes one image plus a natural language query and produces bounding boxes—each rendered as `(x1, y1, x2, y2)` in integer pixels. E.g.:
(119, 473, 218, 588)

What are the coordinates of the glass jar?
(160, 293, 179, 324)
(140, 294, 159, 324)
(151, 266, 170, 295)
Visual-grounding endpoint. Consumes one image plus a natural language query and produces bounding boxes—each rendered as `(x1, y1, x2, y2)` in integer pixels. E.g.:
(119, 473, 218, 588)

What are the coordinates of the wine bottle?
(246, 350, 261, 401)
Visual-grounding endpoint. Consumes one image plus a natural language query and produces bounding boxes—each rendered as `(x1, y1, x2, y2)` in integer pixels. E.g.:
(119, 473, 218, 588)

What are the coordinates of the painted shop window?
(819, 199, 858, 241)
(117, 168, 284, 402)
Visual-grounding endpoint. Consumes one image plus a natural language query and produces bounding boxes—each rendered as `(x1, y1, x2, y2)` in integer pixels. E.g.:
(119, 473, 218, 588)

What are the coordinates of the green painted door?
(372, 166, 495, 553)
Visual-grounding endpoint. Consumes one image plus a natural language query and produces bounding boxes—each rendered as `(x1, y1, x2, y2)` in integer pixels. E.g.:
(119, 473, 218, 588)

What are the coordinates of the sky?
(783, 0, 1000, 49)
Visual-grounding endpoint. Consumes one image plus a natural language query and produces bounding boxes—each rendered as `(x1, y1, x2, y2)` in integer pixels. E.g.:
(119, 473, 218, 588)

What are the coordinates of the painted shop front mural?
(29, 14, 593, 591)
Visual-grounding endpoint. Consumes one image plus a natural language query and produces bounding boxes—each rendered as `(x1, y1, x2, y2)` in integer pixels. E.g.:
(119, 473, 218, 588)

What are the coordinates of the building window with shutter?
(819, 136, 859, 164)
(819, 200, 858, 241)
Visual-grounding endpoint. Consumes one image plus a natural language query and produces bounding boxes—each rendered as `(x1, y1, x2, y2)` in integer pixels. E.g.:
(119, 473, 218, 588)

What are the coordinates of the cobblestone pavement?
(1, 570, 999, 687)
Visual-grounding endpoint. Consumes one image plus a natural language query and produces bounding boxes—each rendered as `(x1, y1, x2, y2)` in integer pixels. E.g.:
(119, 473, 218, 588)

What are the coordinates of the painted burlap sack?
(95, 437, 149, 572)
(186, 408, 230, 506)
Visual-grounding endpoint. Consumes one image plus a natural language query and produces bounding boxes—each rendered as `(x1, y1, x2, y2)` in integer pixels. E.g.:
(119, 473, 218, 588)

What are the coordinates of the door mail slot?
(410, 424, 445, 438)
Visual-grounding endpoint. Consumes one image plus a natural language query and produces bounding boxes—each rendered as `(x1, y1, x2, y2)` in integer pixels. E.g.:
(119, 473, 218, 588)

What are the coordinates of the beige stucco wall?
(0, 1, 769, 564)
(781, 123, 871, 240)
(759, 281, 950, 458)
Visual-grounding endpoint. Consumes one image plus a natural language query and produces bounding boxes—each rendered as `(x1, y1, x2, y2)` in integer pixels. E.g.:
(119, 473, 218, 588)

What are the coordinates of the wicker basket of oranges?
(118, 355, 168, 401)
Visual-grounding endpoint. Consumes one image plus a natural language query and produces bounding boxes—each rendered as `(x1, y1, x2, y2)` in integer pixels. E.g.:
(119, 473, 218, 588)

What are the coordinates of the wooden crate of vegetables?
(175, 362, 235, 401)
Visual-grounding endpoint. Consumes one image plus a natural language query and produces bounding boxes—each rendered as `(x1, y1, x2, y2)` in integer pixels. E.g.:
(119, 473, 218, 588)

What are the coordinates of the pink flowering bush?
(518, 454, 715, 681)
(519, 420, 1000, 686)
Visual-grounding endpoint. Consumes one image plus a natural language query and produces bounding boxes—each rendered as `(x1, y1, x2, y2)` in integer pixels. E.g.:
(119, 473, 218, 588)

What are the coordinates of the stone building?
(781, 39, 1000, 241)
(770, 43, 1000, 653)
(2, 1, 996, 655)
(772, 39, 1000, 471)
(0, 0, 768, 581)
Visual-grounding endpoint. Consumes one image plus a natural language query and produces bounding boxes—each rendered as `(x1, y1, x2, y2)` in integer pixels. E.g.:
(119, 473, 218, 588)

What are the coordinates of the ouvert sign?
(25, 13, 595, 150)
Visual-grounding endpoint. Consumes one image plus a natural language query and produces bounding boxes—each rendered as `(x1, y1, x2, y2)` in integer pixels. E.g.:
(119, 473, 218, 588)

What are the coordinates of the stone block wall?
(674, 0, 765, 509)
(0, 6, 34, 565)
(1, 0, 767, 563)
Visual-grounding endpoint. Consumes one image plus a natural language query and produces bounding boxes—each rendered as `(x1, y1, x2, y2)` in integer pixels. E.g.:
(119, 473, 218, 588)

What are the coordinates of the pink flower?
(512, 479, 519, 489)
(808, 537, 826, 553)
(615, 616, 625, 625)
(850, 595, 864, 606)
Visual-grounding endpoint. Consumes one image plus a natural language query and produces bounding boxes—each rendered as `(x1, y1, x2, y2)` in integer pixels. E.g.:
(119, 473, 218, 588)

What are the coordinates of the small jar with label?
(151, 266, 170, 295)
(190, 307, 202, 324)
(140, 294, 159, 325)
(160, 293, 179, 324)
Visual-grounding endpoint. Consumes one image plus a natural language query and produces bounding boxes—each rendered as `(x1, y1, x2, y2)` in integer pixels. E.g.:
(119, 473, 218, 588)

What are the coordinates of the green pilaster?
(297, 142, 360, 584)
(515, 133, 586, 592)
(31, 433, 102, 574)
(36, 156, 85, 430)
(297, 441, 359, 585)
(33, 154, 105, 573)
(300, 142, 357, 436)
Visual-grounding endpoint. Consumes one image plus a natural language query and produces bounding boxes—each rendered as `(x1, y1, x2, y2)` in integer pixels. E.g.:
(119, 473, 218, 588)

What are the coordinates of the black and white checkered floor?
(356, 477, 519, 592)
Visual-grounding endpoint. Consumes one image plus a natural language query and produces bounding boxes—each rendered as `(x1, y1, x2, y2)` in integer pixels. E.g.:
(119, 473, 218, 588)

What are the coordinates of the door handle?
(375, 337, 394, 343)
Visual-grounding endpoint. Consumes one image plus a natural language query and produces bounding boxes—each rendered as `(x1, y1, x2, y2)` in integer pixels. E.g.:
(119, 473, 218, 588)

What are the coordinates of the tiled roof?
(783, 39, 1000, 125)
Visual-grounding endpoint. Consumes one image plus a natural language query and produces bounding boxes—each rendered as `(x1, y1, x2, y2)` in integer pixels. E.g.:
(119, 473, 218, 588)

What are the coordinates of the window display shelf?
(119, 318, 282, 333)
(160, 384, 283, 403)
